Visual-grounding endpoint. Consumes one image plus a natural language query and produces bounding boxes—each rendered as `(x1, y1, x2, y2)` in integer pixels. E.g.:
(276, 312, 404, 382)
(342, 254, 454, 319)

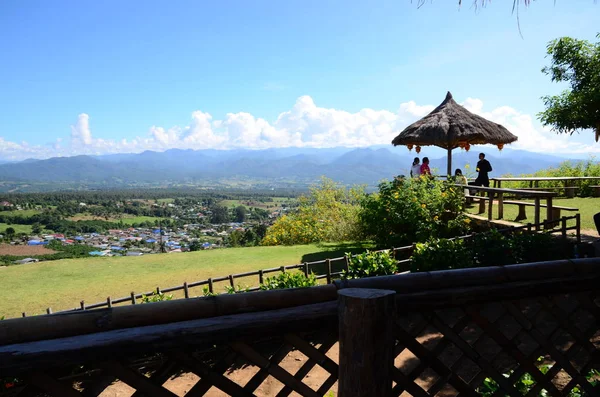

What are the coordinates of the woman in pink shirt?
(419, 157, 431, 176)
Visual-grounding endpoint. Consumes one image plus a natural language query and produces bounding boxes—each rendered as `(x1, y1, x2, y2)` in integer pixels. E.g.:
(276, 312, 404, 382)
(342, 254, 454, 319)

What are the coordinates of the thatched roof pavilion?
(391, 92, 518, 176)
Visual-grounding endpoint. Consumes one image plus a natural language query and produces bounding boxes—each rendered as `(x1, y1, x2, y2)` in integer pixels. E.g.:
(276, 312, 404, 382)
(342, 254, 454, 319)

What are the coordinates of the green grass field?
(0, 209, 41, 217)
(0, 223, 33, 234)
(0, 242, 371, 318)
(466, 197, 599, 232)
(118, 215, 165, 225)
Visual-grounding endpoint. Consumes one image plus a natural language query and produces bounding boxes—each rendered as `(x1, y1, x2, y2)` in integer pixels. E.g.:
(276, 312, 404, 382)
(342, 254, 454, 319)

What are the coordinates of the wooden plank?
(231, 341, 320, 397)
(184, 351, 238, 397)
(0, 284, 338, 345)
(27, 372, 82, 397)
(172, 351, 255, 397)
(0, 301, 338, 376)
(97, 360, 177, 397)
(534, 197, 541, 231)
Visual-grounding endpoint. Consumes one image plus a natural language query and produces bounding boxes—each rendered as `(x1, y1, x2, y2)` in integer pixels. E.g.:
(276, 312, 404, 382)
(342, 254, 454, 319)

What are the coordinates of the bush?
(261, 177, 364, 245)
(140, 292, 173, 303)
(411, 230, 571, 272)
(260, 272, 318, 290)
(342, 250, 398, 279)
(358, 177, 470, 247)
(411, 238, 473, 272)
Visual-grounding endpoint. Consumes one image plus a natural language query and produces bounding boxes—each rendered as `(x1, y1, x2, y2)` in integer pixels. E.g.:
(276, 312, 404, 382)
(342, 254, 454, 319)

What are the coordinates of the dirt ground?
(0, 244, 56, 256)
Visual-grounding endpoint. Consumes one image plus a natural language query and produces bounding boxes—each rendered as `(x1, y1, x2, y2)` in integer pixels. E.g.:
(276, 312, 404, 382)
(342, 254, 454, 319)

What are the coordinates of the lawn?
(0, 242, 369, 318)
(0, 209, 41, 217)
(466, 197, 599, 232)
(0, 223, 33, 234)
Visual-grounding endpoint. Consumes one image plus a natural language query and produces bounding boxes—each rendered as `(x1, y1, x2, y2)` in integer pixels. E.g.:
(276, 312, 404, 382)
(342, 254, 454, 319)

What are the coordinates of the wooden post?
(46, 308, 52, 315)
(498, 192, 504, 220)
(326, 259, 332, 284)
(22, 312, 26, 318)
(303, 262, 309, 277)
(208, 278, 214, 293)
(576, 213, 581, 243)
(561, 217, 567, 239)
(80, 300, 86, 310)
(107, 297, 113, 309)
(338, 288, 395, 397)
(343, 255, 350, 272)
(258, 270, 264, 285)
(487, 191, 494, 221)
(546, 196, 553, 228)
(280, 265, 286, 274)
(228, 275, 235, 288)
(534, 198, 541, 231)
(183, 282, 189, 299)
(446, 147, 452, 177)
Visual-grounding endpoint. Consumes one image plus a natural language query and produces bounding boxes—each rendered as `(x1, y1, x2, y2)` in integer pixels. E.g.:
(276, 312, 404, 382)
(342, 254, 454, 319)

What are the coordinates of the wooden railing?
(20, 214, 581, 317)
(1, 258, 599, 396)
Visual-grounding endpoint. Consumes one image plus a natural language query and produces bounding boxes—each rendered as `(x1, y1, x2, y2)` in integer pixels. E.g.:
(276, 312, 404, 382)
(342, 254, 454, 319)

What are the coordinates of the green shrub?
(140, 292, 173, 303)
(262, 177, 364, 245)
(259, 271, 318, 290)
(411, 230, 571, 273)
(342, 250, 398, 279)
(358, 177, 470, 248)
(411, 238, 473, 272)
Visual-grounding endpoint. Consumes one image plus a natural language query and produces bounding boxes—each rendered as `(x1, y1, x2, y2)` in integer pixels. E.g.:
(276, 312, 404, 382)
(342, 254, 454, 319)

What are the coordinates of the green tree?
(234, 205, 247, 223)
(210, 205, 230, 224)
(539, 33, 600, 141)
(4, 227, 15, 239)
(31, 222, 42, 235)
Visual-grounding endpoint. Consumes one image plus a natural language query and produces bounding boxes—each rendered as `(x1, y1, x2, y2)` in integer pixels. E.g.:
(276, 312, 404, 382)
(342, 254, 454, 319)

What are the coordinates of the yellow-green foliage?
(262, 177, 364, 245)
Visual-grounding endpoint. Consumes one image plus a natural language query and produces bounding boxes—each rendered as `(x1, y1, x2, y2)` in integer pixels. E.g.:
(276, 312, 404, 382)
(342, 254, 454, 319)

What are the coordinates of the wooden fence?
(22, 214, 581, 317)
(1, 258, 599, 396)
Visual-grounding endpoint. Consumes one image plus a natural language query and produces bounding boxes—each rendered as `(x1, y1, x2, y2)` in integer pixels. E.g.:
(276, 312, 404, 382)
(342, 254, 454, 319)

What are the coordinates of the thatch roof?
(391, 92, 518, 149)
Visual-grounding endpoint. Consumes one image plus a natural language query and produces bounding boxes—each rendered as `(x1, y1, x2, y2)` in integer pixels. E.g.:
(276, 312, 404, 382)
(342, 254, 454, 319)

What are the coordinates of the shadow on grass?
(300, 241, 374, 275)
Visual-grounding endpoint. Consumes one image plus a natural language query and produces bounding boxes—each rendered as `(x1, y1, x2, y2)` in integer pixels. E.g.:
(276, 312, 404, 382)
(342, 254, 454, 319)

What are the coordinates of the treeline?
(0, 188, 301, 207)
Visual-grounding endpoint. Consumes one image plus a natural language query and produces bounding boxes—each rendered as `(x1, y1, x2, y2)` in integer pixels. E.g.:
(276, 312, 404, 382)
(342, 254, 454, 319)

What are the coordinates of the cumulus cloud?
(0, 95, 598, 161)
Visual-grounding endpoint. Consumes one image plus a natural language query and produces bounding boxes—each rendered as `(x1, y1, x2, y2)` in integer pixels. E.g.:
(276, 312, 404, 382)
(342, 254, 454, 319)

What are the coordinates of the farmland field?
(0, 223, 33, 234)
(0, 242, 370, 318)
(0, 244, 57, 256)
(220, 197, 296, 210)
(0, 209, 41, 217)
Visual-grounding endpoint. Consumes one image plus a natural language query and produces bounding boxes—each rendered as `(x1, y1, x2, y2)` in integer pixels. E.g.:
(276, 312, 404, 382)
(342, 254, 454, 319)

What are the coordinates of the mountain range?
(0, 147, 582, 191)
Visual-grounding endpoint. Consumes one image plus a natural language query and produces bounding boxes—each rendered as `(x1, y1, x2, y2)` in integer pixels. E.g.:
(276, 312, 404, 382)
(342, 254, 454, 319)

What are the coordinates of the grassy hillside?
(0, 242, 370, 318)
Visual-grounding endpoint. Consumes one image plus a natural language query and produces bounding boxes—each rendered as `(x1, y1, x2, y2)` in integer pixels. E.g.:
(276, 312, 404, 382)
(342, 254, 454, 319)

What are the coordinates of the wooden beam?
(0, 284, 338, 345)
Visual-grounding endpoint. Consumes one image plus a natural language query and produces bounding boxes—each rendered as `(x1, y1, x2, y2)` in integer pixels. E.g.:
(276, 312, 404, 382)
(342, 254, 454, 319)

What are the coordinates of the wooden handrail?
(457, 184, 556, 196)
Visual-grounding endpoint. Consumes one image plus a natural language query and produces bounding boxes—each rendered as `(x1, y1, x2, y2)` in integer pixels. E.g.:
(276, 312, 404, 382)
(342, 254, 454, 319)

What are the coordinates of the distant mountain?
(0, 146, 578, 191)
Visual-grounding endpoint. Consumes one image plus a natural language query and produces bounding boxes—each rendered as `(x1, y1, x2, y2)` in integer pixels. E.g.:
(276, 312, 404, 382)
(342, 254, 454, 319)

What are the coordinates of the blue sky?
(0, 0, 598, 160)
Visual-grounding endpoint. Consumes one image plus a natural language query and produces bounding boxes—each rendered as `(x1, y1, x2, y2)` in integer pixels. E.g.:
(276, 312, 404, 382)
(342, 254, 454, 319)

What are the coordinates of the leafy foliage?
(358, 177, 469, 248)
(411, 238, 472, 272)
(477, 357, 600, 396)
(539, 33, 600, 141)
(259, 271, 318, 290)
(342, 250, 398, 279)
(411, 230, 570, 272)
(140, 292, 173, 303)
(262, 177, 364, 245)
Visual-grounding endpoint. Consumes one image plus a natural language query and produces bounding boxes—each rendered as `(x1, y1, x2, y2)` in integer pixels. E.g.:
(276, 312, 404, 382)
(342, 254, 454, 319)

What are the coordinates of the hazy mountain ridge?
(0, 147, 579, 189)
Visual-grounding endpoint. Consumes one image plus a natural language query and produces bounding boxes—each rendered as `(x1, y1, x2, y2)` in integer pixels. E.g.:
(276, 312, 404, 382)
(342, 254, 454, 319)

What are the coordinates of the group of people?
(409, 152, 493, 188)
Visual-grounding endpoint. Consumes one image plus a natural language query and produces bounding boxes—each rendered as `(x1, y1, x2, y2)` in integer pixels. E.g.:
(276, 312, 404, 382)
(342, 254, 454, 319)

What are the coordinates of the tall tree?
(538, 33, 600, 141)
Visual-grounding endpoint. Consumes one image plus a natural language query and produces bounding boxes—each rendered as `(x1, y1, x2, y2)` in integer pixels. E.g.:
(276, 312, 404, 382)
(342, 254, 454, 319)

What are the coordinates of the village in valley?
(0, 193, 295, 265)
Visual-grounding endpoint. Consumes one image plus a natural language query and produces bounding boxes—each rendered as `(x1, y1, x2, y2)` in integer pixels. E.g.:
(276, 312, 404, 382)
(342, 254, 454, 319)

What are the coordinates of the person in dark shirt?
(475, 153, 492, 187)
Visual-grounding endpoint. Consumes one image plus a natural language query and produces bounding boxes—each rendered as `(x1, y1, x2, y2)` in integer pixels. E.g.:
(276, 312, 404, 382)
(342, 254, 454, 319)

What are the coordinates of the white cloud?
(0, 95, 598, 161)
